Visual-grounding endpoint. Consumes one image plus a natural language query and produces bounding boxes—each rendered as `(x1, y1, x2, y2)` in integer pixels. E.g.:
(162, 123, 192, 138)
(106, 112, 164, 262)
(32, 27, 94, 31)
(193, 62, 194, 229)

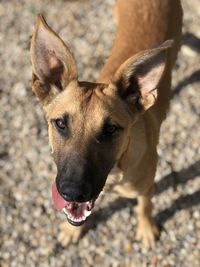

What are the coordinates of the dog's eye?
(55, 118, 66, 130)
(102, 121, 122, 139)
(104, 124, 118, 135)
(53, 115, 70, 137)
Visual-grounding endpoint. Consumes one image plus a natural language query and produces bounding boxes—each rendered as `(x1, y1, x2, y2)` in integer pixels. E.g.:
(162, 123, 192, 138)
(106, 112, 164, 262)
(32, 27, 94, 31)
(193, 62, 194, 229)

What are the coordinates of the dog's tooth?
(72, 216, 85, 222)
(74, 217, 80, 222)
(62, 208, 68, 215)
(68, 214, 73, 220)
(66, 211, 87, 223)
(84, 210, 91, 217)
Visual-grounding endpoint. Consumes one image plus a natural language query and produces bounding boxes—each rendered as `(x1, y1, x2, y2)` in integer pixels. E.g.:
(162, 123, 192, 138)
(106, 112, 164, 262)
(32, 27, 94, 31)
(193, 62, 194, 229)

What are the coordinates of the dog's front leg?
(58, 221, 83, 247)
(136, 190, 159, 248)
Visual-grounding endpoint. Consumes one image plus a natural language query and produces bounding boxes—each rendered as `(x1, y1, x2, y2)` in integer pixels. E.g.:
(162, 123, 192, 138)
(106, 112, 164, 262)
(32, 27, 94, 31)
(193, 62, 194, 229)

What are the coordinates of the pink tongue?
(51, 182, 68, 211)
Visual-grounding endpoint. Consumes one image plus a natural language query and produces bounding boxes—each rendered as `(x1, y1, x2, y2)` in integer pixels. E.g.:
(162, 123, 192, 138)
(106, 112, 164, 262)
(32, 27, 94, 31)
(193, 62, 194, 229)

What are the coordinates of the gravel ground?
(0, 0, 200, 266)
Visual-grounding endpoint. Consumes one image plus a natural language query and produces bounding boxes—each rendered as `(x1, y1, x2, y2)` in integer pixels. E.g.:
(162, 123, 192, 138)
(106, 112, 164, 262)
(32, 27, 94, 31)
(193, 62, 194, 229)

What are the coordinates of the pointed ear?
(112, 40, 173, 111)
(30, 14, 78, 106)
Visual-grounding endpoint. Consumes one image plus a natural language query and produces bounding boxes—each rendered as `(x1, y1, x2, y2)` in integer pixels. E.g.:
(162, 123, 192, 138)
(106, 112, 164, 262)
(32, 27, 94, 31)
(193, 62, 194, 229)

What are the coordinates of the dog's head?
(31, 15, 171, 226)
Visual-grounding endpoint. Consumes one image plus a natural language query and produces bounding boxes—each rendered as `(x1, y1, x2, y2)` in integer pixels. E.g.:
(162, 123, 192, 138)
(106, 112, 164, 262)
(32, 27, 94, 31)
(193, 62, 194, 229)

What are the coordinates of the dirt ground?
(0, 0, 200, 266)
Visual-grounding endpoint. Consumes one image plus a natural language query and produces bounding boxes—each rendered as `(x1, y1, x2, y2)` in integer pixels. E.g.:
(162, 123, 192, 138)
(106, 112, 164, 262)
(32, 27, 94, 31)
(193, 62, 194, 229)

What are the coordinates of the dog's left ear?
(31, 15, 78, 106)
(112, 40, 173, 111)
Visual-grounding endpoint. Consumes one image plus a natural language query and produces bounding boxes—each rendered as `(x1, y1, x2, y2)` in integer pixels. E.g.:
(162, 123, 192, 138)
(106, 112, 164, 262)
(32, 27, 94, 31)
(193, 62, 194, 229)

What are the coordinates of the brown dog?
(30, 0, 182, 247)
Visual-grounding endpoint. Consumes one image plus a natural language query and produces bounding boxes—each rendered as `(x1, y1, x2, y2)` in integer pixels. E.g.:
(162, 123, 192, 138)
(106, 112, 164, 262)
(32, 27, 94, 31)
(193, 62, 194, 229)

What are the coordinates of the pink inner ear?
(138, 63, 164, 97)
(38, 46, 64, 86)
(32, 16, 78, 89)
(33, 26, 65, 82)
(49, 52, 61, 70)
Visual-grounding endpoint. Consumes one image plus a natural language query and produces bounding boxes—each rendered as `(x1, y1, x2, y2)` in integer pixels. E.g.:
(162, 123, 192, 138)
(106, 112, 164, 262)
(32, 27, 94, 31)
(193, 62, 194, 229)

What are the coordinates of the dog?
(30, 0, 182, 247)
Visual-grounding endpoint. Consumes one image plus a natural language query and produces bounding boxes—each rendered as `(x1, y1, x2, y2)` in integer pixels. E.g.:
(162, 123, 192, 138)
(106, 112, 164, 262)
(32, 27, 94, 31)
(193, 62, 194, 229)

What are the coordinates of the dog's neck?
(98, 0, 181, 84)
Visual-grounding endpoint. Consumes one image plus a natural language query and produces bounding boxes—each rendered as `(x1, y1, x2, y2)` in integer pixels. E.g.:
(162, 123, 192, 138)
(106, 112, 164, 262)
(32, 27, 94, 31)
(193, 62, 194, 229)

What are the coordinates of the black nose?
(59, 184, 91, 202)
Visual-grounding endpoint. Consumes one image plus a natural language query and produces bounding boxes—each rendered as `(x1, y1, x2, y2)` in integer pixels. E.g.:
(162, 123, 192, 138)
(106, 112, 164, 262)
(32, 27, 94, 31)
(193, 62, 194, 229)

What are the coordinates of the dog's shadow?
(172, 32, 200, 97)
(82, 160, 200, 236)
(182, 32, 200, 54)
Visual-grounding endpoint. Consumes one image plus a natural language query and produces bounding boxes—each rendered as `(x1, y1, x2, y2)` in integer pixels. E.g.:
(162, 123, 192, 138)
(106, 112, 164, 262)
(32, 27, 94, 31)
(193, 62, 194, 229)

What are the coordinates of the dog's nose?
(60, 184, 91, 202)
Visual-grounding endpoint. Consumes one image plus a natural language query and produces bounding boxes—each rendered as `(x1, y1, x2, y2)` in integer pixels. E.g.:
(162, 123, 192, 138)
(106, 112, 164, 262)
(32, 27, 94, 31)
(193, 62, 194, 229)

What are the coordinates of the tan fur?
(99, 0, 182, 247)
(31, 0, 182, 248)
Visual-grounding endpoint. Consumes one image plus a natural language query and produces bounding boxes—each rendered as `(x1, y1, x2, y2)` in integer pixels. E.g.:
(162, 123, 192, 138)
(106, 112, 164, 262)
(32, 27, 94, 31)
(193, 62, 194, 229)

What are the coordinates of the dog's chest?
(104, 165, 138, 198)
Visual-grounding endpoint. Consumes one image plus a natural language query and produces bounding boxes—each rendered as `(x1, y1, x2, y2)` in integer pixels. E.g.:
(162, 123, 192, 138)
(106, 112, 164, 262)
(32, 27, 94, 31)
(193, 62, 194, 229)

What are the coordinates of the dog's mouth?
(62, 200, 94, 226)
(51, 182, 95, 226)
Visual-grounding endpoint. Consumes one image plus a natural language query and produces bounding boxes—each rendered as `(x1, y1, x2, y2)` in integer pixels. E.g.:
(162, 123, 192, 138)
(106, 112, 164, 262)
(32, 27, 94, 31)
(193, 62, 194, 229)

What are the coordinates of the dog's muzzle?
(51, 182, 95, 226)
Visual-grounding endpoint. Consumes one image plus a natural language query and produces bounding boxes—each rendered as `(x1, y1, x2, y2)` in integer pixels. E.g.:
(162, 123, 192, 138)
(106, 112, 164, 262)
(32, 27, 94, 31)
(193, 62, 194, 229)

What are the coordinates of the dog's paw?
(136, 218, 160, 248)
(58, 221, 82, 247)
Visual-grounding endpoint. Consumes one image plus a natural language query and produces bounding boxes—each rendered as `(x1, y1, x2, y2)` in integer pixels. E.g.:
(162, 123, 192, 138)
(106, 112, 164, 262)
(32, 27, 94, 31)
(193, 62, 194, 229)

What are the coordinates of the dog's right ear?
(31, 15, 78, 106)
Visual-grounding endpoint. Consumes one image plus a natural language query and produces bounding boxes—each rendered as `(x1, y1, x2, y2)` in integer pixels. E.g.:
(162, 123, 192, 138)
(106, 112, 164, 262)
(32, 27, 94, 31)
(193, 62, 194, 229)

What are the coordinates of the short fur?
(31, 0, 182, 247)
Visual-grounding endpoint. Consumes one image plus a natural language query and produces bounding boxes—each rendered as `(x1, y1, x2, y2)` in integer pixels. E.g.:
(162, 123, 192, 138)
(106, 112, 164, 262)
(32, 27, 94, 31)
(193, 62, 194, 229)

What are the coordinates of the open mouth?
(62, 200, 94, 226)
(51, 182, 95, 226)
